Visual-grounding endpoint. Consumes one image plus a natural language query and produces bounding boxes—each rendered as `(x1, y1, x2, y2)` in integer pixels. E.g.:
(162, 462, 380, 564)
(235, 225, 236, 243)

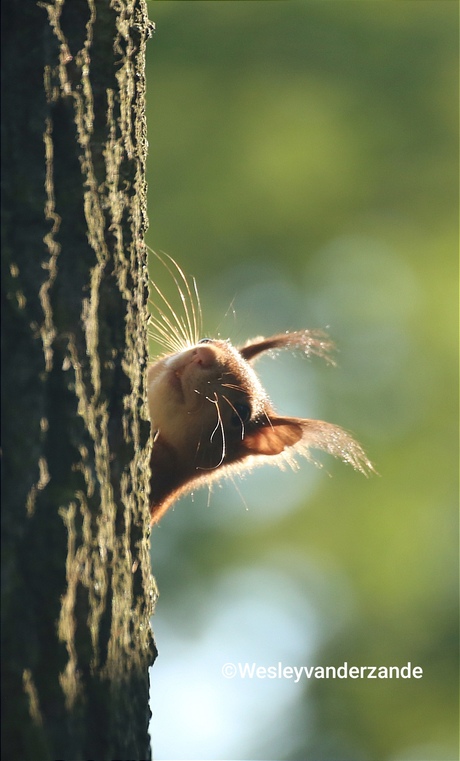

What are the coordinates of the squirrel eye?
(230, 403, 251, 426)
(198, 338, 213, 344)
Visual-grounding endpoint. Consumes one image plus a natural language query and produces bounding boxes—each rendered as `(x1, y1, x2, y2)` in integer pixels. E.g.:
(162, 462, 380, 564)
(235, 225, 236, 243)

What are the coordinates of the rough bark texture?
(1, 2, 157, 759)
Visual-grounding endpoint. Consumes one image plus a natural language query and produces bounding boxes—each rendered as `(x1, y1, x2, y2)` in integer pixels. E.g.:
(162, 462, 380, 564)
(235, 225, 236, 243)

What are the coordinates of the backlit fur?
(147, 251, 374, 524)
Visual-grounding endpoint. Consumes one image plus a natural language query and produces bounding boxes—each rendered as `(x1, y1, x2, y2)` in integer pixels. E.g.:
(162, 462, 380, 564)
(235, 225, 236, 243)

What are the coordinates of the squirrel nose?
(191, 345, 216, 368)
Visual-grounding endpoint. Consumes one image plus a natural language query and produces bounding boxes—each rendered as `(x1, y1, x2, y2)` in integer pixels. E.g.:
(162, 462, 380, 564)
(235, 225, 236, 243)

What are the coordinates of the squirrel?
(147, 253, 374, 524)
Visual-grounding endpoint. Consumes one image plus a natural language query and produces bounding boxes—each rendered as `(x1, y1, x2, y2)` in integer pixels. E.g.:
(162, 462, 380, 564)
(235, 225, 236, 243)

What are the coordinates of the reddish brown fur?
(147, 332, 374, 524)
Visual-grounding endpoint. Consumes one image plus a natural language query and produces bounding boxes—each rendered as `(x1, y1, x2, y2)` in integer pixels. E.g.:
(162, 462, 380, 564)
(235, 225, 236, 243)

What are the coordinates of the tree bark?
(1, 2, 157, 759)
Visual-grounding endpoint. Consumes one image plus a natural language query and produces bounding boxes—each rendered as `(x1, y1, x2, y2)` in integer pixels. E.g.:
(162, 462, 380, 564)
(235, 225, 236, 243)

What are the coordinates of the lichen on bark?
(1, 1, 157, 758)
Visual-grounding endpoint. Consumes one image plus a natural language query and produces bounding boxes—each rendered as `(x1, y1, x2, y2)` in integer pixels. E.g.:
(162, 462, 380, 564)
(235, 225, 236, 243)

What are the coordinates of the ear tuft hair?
(240, 415, 375, 475)
(298, 419, 376, 475)
(239, 330, 336, 365)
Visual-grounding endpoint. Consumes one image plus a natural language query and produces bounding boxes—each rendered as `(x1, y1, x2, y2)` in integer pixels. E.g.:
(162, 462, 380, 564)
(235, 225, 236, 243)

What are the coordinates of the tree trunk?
(1, 2, 157, 759)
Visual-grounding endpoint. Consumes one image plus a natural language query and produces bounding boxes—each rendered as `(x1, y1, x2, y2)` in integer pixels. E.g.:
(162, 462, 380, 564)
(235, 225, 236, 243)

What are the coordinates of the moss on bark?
(1, 2, 157, 758)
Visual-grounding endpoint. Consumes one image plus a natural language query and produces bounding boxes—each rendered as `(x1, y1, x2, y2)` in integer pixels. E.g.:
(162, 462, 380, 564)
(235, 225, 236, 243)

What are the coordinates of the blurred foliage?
(145, 2, 458, 760)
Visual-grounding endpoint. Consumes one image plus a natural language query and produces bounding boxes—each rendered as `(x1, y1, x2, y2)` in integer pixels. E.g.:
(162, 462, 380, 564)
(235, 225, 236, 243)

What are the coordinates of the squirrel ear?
(241, 418, 304, 457)
(240, 416, 375, 474)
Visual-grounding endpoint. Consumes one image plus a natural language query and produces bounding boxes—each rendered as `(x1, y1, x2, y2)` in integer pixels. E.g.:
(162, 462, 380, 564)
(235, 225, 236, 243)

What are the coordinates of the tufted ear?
(241, 417, 304, 456)
(239, 330, 335, 364)
(241, 415, 375, 474)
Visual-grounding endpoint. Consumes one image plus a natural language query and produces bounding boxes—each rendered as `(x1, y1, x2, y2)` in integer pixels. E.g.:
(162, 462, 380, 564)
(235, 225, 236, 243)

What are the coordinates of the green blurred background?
(145, 2, 458, 760)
